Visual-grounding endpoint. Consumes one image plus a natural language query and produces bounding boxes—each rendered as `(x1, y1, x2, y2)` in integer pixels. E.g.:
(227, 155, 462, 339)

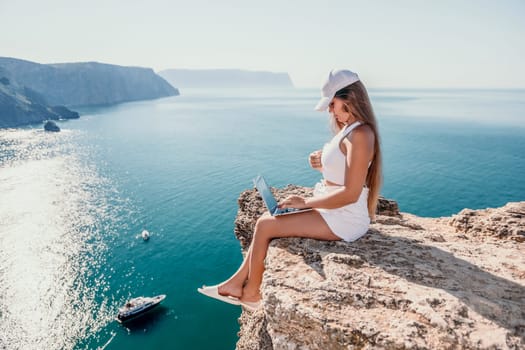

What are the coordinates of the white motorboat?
(116, 294, 166, 323)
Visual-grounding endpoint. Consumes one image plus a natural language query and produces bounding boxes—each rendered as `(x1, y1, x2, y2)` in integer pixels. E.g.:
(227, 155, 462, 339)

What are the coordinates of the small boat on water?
(141, 229, 150, 241)
(116, 294, 166, 323)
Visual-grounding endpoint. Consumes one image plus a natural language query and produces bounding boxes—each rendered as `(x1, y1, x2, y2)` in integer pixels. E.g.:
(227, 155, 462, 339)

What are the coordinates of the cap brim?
(314, 97, 331, 111)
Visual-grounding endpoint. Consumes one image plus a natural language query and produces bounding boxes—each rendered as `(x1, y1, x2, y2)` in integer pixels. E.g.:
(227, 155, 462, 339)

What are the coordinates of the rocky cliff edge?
(234, 185, 525, 350)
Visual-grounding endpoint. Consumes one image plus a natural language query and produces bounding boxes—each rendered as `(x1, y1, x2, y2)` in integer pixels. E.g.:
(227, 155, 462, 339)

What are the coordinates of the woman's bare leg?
(217, 212, 272, 298)
(217, 244, 253, 298)
(241, 210, 340, 302)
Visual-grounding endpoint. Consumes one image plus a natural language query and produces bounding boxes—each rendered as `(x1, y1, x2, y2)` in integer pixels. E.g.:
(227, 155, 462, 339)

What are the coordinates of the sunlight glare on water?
(0, 129, 115, 350)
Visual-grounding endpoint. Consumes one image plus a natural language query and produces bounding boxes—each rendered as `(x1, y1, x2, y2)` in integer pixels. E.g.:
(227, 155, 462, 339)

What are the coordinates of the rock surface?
(449, 203, 525, 242)
(43, 120, 60, 132)
(234, 185, 525, 350)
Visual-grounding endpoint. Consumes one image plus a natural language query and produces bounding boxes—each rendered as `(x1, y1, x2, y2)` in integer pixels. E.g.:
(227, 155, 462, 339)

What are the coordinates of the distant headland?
(0, 57, 296, 129)
(0, 57, 179, 128)
(158, 68, 294, 88)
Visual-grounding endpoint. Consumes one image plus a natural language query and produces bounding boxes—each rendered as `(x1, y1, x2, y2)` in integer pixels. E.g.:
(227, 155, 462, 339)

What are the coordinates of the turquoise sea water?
(0, 88, 524, 349)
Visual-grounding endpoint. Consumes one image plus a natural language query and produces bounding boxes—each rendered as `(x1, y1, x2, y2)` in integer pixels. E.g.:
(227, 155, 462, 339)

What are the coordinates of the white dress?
(314, 121, 370, 242)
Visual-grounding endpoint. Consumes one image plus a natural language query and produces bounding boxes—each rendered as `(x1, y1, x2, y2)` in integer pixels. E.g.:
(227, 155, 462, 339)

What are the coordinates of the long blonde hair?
(330, 80, 383, 219)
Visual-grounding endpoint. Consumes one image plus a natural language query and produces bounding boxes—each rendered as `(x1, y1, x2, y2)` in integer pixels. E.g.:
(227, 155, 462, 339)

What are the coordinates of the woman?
(199, 69, 382, 312)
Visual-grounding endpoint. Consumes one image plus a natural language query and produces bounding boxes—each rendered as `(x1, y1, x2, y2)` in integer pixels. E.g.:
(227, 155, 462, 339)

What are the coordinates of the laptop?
(253, 175, 313, 216)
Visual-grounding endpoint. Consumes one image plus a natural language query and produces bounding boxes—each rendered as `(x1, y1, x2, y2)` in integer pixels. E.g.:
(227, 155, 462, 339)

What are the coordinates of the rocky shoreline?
(233, 185, 525, 349)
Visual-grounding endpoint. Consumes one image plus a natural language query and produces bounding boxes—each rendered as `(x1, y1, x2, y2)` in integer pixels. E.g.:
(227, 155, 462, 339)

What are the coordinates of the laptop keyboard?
(275, 208, 298, 214)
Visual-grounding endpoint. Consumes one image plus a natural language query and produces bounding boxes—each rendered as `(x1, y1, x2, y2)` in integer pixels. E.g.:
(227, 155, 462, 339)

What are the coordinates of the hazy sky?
(1, 0, 524, 88)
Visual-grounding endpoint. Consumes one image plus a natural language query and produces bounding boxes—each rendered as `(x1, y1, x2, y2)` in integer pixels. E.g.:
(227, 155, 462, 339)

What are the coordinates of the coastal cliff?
(0, 57, 179, 106)
(233, 185, 525, 349)
(0, 70, 79, 128)
(0, 57, 179, 128)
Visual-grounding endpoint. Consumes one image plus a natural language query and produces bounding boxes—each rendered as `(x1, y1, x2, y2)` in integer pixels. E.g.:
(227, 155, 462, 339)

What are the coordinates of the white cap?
(314, 69, 360, 111)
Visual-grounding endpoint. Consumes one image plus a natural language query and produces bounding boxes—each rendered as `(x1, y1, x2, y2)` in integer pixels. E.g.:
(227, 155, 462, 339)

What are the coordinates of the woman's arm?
(281, 125, 374, 210)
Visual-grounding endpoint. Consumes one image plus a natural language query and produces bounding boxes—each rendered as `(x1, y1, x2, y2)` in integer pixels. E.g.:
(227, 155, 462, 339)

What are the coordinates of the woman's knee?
(255, 215, 276, 237)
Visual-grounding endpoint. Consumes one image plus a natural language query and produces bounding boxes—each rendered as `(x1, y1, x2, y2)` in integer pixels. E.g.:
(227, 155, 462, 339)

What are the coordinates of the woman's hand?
(309, 150, 322, 170)
(279, 195, 310, 209)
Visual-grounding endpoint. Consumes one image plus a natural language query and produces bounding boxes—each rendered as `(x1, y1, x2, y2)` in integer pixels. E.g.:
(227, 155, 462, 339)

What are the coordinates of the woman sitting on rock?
(199, 69, 383, 312)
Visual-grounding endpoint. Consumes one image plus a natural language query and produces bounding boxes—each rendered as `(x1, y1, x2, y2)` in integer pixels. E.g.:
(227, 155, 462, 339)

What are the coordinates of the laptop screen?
(253, 175, 278, 213)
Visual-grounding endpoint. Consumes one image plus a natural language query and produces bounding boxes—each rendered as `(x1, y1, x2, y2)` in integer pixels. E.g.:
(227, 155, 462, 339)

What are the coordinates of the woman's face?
(329, 98, 351, 125)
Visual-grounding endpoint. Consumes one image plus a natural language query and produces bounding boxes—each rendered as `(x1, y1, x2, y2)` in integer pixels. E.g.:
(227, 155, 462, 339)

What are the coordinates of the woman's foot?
(240, 285, 261, 303)
(217, 280, 244, 299)
(197, 285, 240, 305)
(238, 285, 262, 312)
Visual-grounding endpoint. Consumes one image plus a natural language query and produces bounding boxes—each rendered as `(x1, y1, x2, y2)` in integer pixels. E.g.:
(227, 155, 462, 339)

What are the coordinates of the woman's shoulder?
(347, 123, 375, 146)
(355, 122, 373, 133)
